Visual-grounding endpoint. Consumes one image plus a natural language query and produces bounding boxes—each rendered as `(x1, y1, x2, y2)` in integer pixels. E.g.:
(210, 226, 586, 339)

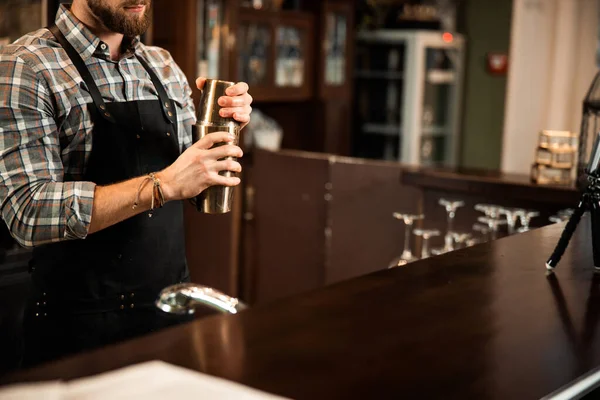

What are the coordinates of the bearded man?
(0, 0, 252, 367)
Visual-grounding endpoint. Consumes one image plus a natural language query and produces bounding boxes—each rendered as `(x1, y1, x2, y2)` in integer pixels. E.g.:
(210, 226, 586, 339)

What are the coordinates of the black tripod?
(547, 133, 600, 271)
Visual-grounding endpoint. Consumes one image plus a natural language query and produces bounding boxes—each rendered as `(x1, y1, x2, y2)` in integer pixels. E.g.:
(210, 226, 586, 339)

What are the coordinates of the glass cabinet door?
(275, 26, 305, 87)
(197, 0, 227, 79)
(236, 10, 314, 101)
(324, 12, 347, 86)
(420, 47, 460, 165)
(238, 22, 271, 86)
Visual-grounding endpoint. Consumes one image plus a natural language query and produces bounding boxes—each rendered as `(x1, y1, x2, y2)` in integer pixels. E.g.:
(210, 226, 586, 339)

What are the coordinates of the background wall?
(501, 0, 599, 175)
(459, 0, 513, 170)
(0, 0, 43, 42)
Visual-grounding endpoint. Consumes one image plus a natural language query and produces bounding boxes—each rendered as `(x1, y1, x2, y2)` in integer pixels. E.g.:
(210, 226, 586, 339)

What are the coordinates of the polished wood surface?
(244, 150, 422, 303)
(4, 219, 600, 399)
(240, 150, 580, 304)
(249, 149, 329, 304)
(328, 159, 422, 282)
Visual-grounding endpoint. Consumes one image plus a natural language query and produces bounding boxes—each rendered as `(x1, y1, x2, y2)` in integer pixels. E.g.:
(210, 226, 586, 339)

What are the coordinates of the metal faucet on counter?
(156, 283, 247, 315)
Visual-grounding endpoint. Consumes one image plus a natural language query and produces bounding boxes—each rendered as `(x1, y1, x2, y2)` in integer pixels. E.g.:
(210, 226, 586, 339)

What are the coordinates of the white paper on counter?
(0, 361, 292, 400)
(0, 382, 63, 400)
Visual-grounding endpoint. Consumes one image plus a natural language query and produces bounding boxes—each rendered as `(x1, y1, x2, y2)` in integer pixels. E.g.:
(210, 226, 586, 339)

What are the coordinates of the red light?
(442, 32, 453, 43)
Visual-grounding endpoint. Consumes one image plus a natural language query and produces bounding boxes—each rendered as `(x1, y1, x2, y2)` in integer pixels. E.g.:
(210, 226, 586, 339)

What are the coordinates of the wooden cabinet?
(313, 0, 355, 156)
(236, 9, 315, 102)
(318, 1, 354, 99)
(152, 0, 355, 152)
(241, 149, 423, 304)
(152, 1, 318, 103)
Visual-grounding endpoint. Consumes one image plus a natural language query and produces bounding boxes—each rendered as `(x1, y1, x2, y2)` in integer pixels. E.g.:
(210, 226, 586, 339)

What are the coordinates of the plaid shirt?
(0, 5, 196, 248)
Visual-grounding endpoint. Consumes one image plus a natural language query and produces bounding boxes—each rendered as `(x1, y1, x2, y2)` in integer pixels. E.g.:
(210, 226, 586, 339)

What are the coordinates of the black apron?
(22, 26, 191, 367)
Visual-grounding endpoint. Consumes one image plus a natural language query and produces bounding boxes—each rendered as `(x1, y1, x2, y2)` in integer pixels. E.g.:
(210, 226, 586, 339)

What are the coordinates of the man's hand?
(196, 78, 253, 129)
(157, 131, 243, 201)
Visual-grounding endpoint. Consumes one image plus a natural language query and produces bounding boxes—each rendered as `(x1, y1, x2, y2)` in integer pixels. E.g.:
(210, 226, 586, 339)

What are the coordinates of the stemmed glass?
(499, 207, 520, 235)
(515, 210, 540, 233)
(474, 204, 489, 218)
(473, 223, 491, 242)
(433, 199, 465, 255)
(549, 209, 574, 223)
(553, 208, 574, 222)
(465, 237, 482, 247)
(414, 229, 441, 259)
(477, 216, 507, 240)
(432, 231, 472, 255)
(559, 209, 574, 218)
(475, 204, 507, 238)
(388, 213, 425, 269)
(451, 232, 472, 250)
(475, 204, 501, 220)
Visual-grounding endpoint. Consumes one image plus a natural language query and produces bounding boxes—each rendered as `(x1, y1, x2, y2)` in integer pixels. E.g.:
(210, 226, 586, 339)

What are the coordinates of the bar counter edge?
(2, 219, 600, 400)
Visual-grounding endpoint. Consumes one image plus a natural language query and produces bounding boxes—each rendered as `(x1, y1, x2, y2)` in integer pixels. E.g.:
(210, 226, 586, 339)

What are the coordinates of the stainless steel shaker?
(193, 79, 241, 214)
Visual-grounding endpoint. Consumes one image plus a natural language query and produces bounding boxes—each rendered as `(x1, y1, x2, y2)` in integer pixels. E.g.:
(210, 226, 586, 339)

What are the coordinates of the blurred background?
(0, 0, 598, 371)
(4, 0, 596, 169)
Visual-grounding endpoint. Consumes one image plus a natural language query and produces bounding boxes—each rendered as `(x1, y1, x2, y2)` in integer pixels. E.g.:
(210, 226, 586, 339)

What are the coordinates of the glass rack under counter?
(352, 30, 465, 166)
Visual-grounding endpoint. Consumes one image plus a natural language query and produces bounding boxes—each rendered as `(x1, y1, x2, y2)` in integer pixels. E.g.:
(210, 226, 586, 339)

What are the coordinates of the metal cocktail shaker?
(193, 79, 241, 214)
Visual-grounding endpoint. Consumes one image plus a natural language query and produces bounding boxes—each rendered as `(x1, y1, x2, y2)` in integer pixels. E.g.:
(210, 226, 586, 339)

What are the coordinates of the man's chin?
(117, 16, 150, 36)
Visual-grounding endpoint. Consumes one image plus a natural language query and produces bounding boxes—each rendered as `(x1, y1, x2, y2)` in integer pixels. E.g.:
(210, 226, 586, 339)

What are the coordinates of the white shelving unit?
(354, 30, 465, 166)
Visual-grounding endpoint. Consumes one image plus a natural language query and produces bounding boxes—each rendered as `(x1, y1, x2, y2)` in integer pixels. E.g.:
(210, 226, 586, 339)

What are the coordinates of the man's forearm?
(88, 174, 165, 235)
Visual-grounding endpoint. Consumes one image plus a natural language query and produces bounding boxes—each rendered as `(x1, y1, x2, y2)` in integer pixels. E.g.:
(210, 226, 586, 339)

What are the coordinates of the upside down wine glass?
(388, 213, 425, 268)
(413, 229, 441, 259)
(433, 199, 465, 255)
(432, 232, 472, 255)
(451, 232, 472, 250)
(515, 210, 540, 233)
(499, 207, 520, 235)
(548, 209, 573, 224)
(473, 223, 491, 242)
(477, 216, 507, 240)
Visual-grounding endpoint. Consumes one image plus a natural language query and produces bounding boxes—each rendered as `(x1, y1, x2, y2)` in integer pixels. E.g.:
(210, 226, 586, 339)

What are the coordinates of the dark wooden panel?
(152, 0, 198, 97)
(6, 221, 600, 400)
(402, 167, 580, 205)
(321, 100, 352, 155)
(312, 0, 356, 156)
(327, 159, 422, 283)
(184, 199, 240, 296)
(251, 149, 329, 304)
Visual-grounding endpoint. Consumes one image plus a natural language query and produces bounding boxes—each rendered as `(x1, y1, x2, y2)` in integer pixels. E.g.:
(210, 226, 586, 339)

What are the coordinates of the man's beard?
(87, 0, 151, 37)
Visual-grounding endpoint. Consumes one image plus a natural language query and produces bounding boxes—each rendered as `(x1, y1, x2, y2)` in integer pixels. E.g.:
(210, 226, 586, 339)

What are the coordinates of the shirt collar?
(55, 4, 141, 62)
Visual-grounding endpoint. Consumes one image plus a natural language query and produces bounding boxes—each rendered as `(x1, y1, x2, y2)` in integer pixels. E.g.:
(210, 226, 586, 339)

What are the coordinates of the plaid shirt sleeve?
(0, 54, 96, 248)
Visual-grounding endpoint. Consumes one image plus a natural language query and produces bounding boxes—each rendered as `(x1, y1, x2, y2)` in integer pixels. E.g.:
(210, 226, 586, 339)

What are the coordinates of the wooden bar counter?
(3, 217, 600, 399)
(402, 166, 579, 205)
(237, 150, 580, 304)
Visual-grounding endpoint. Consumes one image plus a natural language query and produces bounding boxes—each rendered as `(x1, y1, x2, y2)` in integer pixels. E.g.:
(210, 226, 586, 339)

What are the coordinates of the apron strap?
(136, 55, 176, 126)
(48, 25, 117, 124)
